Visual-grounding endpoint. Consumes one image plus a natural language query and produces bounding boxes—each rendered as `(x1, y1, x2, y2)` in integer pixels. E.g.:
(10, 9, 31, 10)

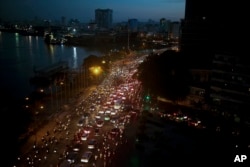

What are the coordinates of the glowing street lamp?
(60, 81, 64, 105)
(90, 66, 102, 75)
(89, 66, 102, 84)
(40, 89, 44, 93)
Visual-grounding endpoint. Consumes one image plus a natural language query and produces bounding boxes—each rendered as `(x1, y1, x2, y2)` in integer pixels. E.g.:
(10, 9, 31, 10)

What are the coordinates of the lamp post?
(25, 97, 30, 109)
(60, 81, 64, 106)
(39, 88, 46, 113)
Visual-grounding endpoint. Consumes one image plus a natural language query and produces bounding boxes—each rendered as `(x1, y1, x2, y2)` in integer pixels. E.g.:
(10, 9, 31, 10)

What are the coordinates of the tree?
(136, 50, 191, 102)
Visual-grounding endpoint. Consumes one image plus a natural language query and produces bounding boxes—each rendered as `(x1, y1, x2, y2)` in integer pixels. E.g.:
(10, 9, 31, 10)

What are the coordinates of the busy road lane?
(14, 51, 147, 167)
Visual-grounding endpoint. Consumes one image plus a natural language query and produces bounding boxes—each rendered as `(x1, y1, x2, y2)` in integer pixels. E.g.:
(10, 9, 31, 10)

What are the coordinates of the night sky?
(0, 0, 185, 22)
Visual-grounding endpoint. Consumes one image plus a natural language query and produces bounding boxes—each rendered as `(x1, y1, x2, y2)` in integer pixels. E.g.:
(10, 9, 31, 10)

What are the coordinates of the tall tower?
(180, 0, 212, 68)
(95, 9, 113, 29)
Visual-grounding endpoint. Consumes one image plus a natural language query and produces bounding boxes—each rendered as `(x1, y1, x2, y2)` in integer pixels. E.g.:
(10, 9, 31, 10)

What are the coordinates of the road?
(13, 51, 146, 167)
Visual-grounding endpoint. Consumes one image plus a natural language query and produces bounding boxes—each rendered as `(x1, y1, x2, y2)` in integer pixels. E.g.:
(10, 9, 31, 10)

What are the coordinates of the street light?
(90, 66, 102, 75)
(60, 81, 64, 105)
(25, 97, 30, 109)
(89, 66, 102, 84)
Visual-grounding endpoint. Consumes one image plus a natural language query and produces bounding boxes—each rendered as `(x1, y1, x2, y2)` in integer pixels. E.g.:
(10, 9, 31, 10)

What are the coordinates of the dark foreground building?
(180, 0, 250, 126)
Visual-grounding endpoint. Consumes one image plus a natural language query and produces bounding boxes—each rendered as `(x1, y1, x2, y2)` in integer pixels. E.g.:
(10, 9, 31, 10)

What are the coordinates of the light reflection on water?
(73, 46, 77, 69)
(0, 32, 102, 99)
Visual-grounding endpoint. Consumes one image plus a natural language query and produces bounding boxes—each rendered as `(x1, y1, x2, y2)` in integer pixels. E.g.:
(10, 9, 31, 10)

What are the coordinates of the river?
(0, 31, 104, 101)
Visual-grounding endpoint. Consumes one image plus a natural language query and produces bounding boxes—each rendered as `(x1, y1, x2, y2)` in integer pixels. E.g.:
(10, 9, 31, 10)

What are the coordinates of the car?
(83, 126, 91, 134)
(96, 120, 104, 127)
(77, 119, 84, 127)
(81, 151, 92, 163)
(90, 105, 95, 111)
(105, 110, 111, 114)
(94, 128, 100, 136)
(72, 143, 81, 152)
(87, 139, 97, 149)
(80, 133, 89, 141)
(110, 110, 117, 115)
(66, 151, 78, 164)
(104, 114, 110, 121)
(110, 115, 119, 124)
(111, 127, 120, 134)
(95, 114, 101, 119)
(59, 159, 71, 167)
(98, 110, 104, 114)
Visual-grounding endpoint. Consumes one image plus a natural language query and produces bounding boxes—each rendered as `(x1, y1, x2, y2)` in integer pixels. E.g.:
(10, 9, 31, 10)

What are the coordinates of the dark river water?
(0, 31, 104, 100)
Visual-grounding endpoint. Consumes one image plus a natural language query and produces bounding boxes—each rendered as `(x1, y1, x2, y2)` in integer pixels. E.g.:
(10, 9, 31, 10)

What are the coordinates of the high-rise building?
(181, 0, 249, 124)
(180, 0, 213, 69)
(95, 9, 113, 29)
(170, 21, 180, 41)
(159, 18, 169, 33)
(181, 0, 243, 68)
(128, 18, 138, 33)
(210, 53, 250, 123)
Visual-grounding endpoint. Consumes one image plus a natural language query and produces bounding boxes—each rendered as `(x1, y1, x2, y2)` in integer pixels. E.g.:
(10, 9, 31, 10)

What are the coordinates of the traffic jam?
(14, 55, 144, 167)
(61, 56, 142, 166)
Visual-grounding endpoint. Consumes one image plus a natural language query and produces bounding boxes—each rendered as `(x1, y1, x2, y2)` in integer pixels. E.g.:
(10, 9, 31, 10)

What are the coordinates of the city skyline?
(0, 0, 185, 23)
